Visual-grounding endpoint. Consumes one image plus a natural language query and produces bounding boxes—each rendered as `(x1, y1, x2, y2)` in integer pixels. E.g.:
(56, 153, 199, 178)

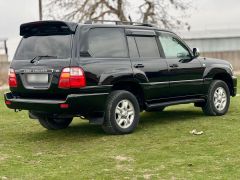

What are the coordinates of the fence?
(201, 51, 240, 72)
(0, 61, 10, 86)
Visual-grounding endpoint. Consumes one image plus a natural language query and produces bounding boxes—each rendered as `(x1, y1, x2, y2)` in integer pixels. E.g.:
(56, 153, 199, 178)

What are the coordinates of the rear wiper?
(30, 55, 58, 63)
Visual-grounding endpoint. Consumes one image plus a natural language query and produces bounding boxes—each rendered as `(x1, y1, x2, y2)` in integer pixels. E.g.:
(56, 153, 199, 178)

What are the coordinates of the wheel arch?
(111, 80, 145, 110)
(204, 67, 234, 96)
(212, 73, 234, 96)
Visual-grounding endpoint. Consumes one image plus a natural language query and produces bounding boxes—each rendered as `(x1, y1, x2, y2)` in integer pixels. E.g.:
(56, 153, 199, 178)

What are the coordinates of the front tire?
(38, 117, 72, 130)
(202, 80, 230, 116)
(102, 90, 140, 135)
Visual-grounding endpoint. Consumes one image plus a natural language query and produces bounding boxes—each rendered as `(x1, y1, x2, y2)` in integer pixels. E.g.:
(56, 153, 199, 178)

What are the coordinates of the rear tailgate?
(10, 21, 77, 99)
(11, 59, 70, 99)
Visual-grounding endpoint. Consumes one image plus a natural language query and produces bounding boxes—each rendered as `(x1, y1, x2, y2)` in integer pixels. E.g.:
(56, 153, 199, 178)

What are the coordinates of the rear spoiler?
(20, 21, 78, 36)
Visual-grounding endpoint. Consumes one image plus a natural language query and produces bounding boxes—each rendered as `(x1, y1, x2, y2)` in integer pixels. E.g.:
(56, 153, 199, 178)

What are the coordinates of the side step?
(146, 98, 205, 110)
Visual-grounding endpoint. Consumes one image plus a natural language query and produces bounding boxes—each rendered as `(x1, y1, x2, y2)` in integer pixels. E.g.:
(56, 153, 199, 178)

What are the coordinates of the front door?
(158, 31, 205, 97)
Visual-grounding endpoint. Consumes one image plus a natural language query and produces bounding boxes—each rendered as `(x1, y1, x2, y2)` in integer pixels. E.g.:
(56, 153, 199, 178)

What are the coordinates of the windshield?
(14, 35, 71, 60)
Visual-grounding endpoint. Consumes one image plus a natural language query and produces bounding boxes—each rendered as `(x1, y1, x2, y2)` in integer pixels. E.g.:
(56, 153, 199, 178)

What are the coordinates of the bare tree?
(44, 0, 192, 30)
(45, 0, 127, 22)
(139, 0, 192, 30)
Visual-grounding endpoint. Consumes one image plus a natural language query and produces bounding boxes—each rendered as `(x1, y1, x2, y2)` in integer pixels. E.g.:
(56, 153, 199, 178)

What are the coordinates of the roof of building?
(178, 29, 240, 40)
(0, 38, 7, 41)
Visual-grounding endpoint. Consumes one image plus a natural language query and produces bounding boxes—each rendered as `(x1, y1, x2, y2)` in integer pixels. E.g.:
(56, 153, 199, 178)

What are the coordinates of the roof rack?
(84, 20, 155, 27)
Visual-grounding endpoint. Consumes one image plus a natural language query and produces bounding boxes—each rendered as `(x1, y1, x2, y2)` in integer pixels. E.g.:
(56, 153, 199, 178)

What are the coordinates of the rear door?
(10, 22, 75, 99)
(157, 31, 205, 97)
(126, 29, 169, 101)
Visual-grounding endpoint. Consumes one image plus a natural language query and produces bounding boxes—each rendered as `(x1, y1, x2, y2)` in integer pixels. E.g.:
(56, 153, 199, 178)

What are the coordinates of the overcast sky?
(0, 0, 240, 59)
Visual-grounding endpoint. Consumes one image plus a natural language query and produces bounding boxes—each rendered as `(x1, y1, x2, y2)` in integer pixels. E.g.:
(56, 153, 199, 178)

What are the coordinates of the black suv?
(4, 20, 237, 134)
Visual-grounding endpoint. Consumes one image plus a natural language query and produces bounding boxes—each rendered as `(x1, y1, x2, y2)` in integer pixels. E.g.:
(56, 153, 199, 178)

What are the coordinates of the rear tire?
(38, 117, 72, 130)
(202, 80, 230, 116)
(102, 90, 140, 135)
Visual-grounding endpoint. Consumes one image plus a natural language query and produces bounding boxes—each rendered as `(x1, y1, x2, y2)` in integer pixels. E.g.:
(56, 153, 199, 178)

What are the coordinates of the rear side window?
(135, 37, 160, 58)
(88, 28, 127, 58)
(14, 35, 71, 60)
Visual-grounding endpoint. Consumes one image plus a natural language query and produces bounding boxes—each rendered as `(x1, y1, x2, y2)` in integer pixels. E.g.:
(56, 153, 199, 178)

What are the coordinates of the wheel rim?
(213, 87, 227, 111)
(115, 99, 135, 129)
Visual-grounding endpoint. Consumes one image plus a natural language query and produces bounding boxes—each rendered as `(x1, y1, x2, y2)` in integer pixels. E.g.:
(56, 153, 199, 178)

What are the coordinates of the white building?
(0, 38, 8, 62)
(179, 29, 240, 71)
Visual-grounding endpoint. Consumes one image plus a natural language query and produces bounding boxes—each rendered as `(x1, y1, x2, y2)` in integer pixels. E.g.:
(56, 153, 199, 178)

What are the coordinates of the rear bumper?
(232, 76, 237, 96)
(4, 92, 108, 115)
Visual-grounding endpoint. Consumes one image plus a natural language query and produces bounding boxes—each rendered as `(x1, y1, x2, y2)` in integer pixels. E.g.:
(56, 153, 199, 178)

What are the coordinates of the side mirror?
(193, 48, 200, 58)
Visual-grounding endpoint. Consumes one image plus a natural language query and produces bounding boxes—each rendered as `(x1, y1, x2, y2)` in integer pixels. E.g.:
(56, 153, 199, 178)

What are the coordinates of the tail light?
(8, 68, 17, 87)
(60, 103, 69, 109)
(5, 100, 11, 105)
(58, 67, 86, 89)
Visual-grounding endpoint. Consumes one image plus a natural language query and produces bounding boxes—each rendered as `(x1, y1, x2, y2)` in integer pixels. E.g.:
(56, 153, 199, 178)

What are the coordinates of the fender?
(132, 68, 149, 84)
(203, 64, 233, 80)
(202, 62, 234, 95)
(99, 65, 150, 85)
(99, 67, 135, 85)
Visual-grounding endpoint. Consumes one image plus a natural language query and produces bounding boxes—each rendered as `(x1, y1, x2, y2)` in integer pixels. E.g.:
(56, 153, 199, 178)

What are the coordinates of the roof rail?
(84, 20, 155, 27)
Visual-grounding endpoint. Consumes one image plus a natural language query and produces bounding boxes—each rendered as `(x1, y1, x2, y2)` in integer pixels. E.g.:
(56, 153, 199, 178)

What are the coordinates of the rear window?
(135, 36, 160, 58)
(14, 35, 71, 60)
(88, 28, 128, 58)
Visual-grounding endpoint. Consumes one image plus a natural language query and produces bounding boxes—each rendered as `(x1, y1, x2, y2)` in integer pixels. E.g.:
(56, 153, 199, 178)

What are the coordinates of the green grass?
(0, 80, 239, 180)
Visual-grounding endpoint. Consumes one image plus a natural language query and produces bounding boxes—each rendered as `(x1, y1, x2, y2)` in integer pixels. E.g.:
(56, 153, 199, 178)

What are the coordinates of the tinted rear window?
(135, 37, 160, 58)
(88, 28, 128, 58)
(14, 35, 71, 60)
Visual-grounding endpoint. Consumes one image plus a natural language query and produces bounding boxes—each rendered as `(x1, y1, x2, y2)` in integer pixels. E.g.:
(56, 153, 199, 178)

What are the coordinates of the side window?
(127, 36, 139, 58)
(88, 28, 127, 58)
(159, 33, 190, 59)
(135, 36, 160, 58)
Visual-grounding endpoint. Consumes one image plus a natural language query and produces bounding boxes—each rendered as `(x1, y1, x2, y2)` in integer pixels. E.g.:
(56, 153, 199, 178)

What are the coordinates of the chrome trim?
(147, 94, 205, 102)
(17, 69, 55, 73)
(204, 78, 213, 81)
(68, 93, 109, 98)
(140, 79, 203, 86)
(171, 79, 203, 84)
(140, 82, 168, 85)
(85, 85, 112, 88)
(8, 98, 64, 104)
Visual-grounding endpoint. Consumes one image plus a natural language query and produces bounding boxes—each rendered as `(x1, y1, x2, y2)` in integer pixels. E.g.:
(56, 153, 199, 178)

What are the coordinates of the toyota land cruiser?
(4, 20, 237, 134)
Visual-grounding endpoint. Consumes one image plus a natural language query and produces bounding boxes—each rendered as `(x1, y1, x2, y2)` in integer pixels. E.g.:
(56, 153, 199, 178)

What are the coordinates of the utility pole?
(4, 40, 8, 57)
(39, 0, 42, 20)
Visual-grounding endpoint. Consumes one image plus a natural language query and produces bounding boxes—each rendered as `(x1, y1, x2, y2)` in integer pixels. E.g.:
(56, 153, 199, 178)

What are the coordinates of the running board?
(146, 98, 205, 110)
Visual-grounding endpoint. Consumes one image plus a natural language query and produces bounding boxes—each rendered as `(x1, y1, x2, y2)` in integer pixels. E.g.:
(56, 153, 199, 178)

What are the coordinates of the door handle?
(169, 64, 179, 68)
(134, 64, 144, 68)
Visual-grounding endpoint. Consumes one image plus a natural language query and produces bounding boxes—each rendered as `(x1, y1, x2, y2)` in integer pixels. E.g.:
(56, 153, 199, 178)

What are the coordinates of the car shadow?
(22, 108, 204, 142)
(140, 109, 203, 125)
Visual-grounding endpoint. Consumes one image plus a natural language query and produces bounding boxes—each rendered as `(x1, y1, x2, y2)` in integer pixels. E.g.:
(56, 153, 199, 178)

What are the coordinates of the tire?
(102, 90, 140, 135)
(38, 117, 72, 130)
(202, 80, 230, 116)
(145, 106, 165, 112)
